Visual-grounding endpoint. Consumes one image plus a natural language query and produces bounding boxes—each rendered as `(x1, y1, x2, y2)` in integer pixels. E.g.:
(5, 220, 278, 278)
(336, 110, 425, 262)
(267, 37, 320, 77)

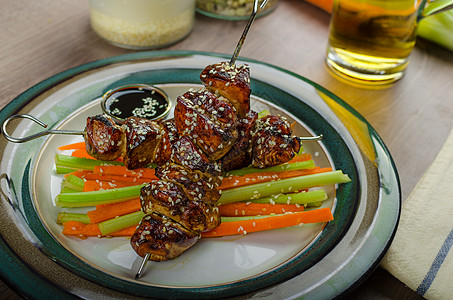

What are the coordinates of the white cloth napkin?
(381, 127, 453, 300)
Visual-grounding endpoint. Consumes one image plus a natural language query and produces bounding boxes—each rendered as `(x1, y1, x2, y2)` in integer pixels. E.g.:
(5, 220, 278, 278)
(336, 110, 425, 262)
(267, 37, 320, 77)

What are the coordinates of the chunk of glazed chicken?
(155, 163, 221, 204)
(251, 115, 301, 168)
(200, 62, 251, 118)
(152, 119, 179, 166)
(140, 180, 221, 233)
(220, 110, 258, 171)
(122, 117, 163, 170)
(84, 114, 126, 161)
(170, 136, 223, 180)
(130, 212, 200, 261)
(174, 88, 238, 161)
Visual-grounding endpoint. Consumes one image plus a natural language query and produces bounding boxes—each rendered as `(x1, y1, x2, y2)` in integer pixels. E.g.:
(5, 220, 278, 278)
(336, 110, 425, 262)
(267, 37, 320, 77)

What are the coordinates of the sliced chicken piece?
(155, 163, 221, 204)
(84, 114, 126, 161)
(130, 212, 199, 261)
(200, 62, 251, 118)
(122, 117, 163, 170)
(251, 115, 301, 168)
(220, 110, 258, 171)
(140, 180, 221, 232)
(174, 88, 238, 161)
(171, 136, 223, 181)
(153, 119, 179, 166)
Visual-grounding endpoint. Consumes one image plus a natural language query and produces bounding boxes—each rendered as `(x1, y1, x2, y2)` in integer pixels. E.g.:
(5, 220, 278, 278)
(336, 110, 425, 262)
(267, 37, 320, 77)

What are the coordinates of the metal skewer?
(296, 134, 323, 142)
(2, 114, 83, 143)
(229, 0, 270, 66)
(135, 253, 150, 279)
(2, 114, 323, 144)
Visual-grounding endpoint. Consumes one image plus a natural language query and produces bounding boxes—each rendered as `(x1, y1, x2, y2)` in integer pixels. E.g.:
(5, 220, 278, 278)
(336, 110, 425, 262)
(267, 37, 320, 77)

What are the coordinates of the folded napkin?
(381, 127, 453, 300)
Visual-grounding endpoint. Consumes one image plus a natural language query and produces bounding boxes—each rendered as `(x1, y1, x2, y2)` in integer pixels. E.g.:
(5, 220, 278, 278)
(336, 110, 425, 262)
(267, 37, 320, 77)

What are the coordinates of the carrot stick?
(83, 180, 143, 192)
(219, 167, 333, 190)
(57, 142, 86, 151)
(87, 198, 141, 223)
(71, 148, 95, 159)
(201, 208, 333, 237)
(93, 165, 157, 179)
(64, 170, 92, 179)
(62, 221, 102, 238)
(218, 202, 305, 217)
(62, 221, 136, 238)
(288, 152, 312, 163)
(109, 226, 137, 237)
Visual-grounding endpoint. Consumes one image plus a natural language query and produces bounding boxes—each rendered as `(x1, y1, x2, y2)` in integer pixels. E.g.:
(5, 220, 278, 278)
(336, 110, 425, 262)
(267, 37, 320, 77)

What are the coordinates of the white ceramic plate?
(0, 51, 400, 299)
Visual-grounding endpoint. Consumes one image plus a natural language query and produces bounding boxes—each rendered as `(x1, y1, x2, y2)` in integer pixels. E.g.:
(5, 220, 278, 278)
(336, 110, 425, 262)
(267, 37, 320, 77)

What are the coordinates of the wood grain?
(1, 0, 452, 298)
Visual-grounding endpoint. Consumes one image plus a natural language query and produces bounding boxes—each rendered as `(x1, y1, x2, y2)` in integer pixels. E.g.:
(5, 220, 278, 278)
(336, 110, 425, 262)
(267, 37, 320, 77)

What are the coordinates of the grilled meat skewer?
(83, 63, 306, 269)
(130, 82, 239, 262)
(83, 102, 300, 171)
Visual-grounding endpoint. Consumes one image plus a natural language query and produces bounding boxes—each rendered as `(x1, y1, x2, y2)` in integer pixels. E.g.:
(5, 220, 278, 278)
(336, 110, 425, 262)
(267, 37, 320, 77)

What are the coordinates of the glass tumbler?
(326, 0, 420, 85)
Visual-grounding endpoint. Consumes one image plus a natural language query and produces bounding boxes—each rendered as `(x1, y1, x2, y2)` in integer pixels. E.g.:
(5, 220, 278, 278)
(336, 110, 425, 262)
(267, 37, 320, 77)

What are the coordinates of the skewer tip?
(135, 253, 150, 279)
(296, 134, 323, 142)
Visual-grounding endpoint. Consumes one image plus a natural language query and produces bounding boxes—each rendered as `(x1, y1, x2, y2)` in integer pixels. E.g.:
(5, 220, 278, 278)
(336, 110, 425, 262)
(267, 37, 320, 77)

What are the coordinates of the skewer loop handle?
(1, 114, 84, 143)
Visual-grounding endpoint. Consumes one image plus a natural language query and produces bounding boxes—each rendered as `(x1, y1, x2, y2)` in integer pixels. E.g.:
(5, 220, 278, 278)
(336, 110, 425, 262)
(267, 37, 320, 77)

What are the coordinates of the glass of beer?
(326, 0, 420, 85)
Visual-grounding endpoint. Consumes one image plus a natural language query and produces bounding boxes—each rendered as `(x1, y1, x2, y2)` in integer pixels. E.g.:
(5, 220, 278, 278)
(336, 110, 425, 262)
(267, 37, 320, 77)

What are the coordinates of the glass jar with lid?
(196, 0, 279, 20)
(89, 0, 195, 49)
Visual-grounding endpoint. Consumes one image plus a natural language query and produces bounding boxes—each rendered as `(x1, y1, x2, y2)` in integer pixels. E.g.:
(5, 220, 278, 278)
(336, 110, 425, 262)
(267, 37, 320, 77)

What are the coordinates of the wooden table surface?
(2, 0, 452, 299)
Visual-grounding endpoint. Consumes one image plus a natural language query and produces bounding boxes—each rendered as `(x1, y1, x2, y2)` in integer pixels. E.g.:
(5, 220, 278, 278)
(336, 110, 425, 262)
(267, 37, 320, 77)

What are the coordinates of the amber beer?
(326, 0, 419, 84)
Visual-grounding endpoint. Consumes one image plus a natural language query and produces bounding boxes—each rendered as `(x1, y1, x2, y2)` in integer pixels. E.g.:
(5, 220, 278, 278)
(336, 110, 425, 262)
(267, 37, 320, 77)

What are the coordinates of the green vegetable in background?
(418, 0, 453, 51)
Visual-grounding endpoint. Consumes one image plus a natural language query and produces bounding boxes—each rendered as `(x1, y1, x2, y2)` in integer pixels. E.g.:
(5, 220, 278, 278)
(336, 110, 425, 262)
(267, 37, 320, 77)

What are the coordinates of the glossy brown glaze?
(153, 119, 179, 166)
(221, 110, 258, 171)
(130, 212, 200, 260)
(251, 115, 301, 168)
(200, 62, 251, 117)
(155, 163, 221, 204)
(174, 88, 238, 161)
(122, 116, 163, 169)
(170, 136, 223, 179)
(84, 114, 126, 161)
(140, 181, 221, 232)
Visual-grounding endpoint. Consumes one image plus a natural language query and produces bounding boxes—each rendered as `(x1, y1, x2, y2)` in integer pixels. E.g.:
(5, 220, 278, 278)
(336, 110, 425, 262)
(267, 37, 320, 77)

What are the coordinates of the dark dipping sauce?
(102, 85, 170, 122)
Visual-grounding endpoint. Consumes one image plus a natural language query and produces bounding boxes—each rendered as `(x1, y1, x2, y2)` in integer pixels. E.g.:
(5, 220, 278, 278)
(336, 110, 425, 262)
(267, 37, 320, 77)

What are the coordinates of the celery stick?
(218, 170, 350, 205)
(55, 184, 143, 207)
(62, 174, 85, 192)
(98, 211, 144, 236)
(60, 187, 78, 193)
(55, 154, 123, 172)
(56, 166, 77, 174)
(226, 159, 316, 176)
(258, 109, 271, 119)
(249, 189, 327, 205)
(296, 145, 305, 155)
(57, 212, 90, 224)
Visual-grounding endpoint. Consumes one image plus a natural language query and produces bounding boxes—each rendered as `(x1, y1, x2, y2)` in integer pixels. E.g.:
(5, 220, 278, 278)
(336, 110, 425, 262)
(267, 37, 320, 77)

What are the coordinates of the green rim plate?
(0, 50, 400, 299)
